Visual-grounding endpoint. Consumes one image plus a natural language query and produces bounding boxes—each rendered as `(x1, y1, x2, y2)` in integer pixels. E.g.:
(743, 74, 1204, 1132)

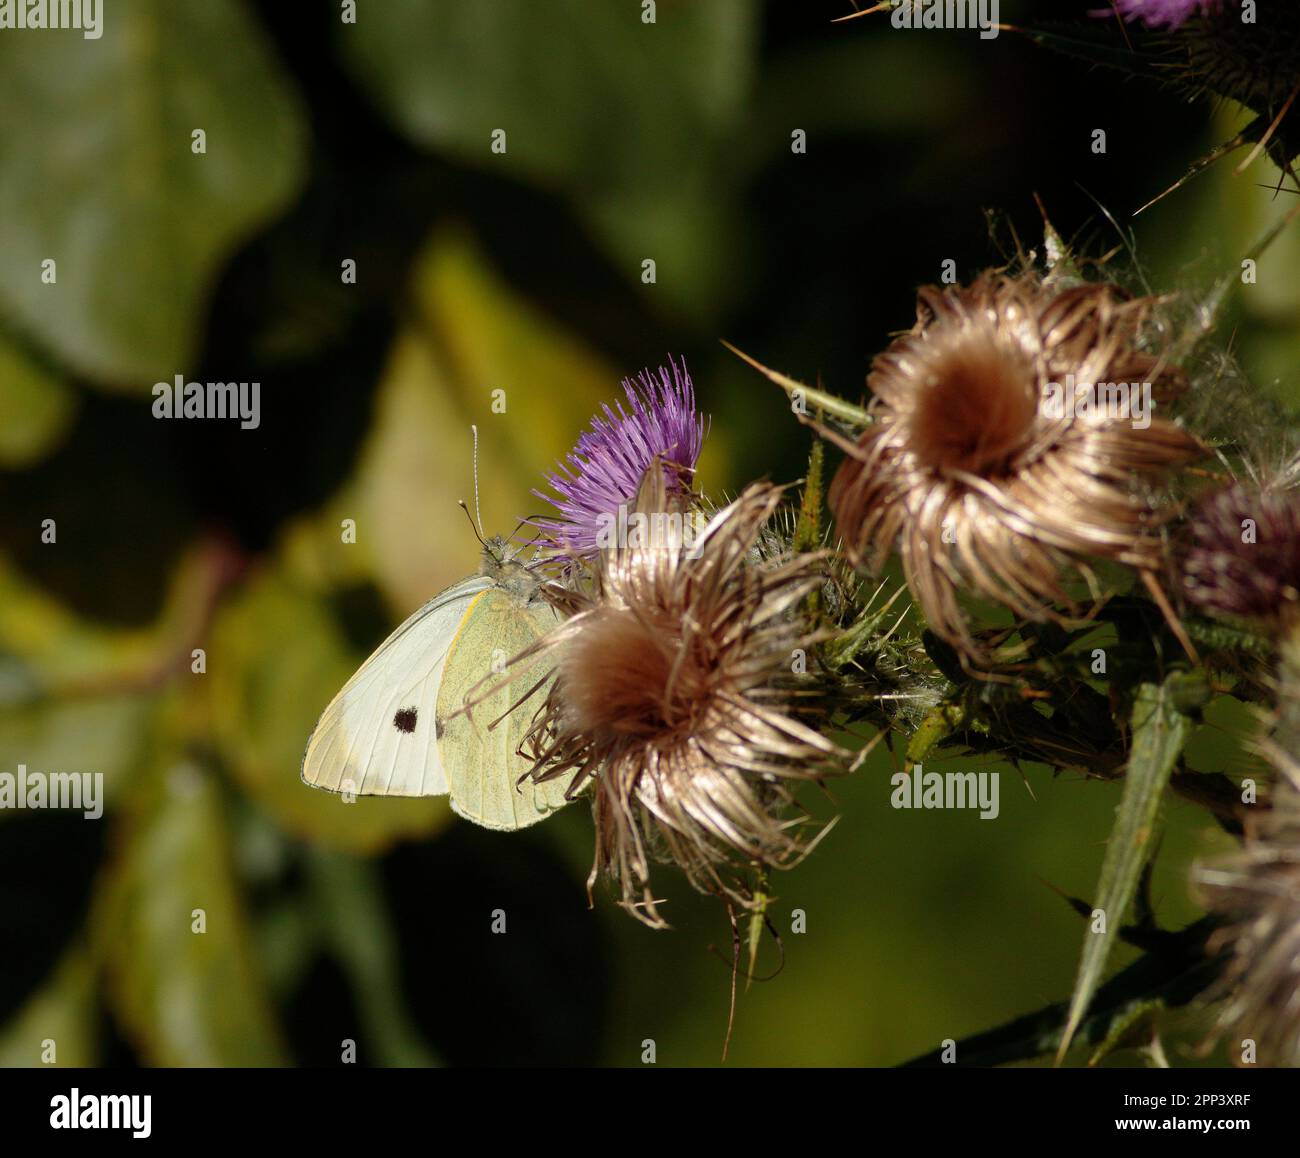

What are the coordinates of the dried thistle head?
(1194, 761, 1300, 1067)
(519, 466, 846, 926)
(827, 271, 1204, 657)
(1182, 481, 1300, 623)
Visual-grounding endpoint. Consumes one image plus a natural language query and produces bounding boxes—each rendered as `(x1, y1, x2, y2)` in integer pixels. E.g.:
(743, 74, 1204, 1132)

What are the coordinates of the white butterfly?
(300, 535, 571, 830)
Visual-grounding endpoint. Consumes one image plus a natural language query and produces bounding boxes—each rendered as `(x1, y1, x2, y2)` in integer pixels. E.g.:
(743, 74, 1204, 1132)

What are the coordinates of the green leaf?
(305, 851, 440, 1067)
(0, 550, 188, 820)
(0, 947, 98, 1067)
(94, 756, 287, 1065)
(1058, 677, 1193, 1060)
(352, 230, 624, 610)
(581, 181, 746, 319)
(341, 0, 752, 194)
(340, 1, 755, 313)
(0, 694, 152, 822)
(0, 0, 306, 387)
(0, 333, 76, 467)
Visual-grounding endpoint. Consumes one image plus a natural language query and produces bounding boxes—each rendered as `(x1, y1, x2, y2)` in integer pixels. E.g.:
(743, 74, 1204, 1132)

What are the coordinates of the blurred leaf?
(1059, 677, 1193, 1059)
(236, 805, 321, 999)
(0, 0, 306, 387)
(0, 552, 131, 679)
(748, 35, 968, 163)
(1194, 126, 1300, 407)
(94, 758, 286, 1065)
(306, 851, 439, 1067)
(340, 1, 755, 315)
(582, 181, 747, 320)
(0, 537, 239, 771)
(0, 334, 76, 467)
(0, 947, 97, 1067)
(354, 230, 620, 610)
(0, 547, 230, 819)
(341, 0, 752, 194)
(0, 696, 152, 822)
(209, 566, 450, 853)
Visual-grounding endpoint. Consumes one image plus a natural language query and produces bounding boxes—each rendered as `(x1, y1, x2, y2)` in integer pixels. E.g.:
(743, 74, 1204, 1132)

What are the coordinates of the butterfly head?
(480, 535, 538, 600)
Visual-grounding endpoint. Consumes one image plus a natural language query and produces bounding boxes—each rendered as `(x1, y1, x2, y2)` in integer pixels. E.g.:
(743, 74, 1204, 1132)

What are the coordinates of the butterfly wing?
(436, 592, 573, 831)
(300, 576, 490, 797)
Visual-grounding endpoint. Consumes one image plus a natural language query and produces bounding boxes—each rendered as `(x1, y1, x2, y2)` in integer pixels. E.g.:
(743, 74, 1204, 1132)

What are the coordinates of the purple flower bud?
(531, 357, 706, 567)
(1182, 483, 1300, 622)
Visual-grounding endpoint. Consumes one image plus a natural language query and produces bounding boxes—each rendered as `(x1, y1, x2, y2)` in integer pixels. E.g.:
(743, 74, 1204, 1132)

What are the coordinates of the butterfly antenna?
(457, 501, 487, 548)
(471, 424, 485, 538)
(458, 425, 489, 547)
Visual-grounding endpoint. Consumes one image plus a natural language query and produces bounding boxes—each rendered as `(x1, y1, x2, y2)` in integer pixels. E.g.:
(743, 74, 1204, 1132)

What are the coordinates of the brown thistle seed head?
(1183, 482, 1300, 623)
(520, 467, 846, 927)
(828, 270, 1204, 656)
(905, 332, 1039, 475)
(1194, 761, 1300, 1068)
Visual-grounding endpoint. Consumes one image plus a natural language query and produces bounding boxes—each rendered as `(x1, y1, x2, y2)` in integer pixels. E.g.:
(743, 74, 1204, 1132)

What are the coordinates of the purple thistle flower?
(1091, 0, 1221, 29)
(530, 357, 706, 567)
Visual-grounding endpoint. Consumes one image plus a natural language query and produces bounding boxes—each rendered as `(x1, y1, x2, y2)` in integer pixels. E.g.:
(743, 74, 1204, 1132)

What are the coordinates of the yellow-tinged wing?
(435, 590, 572, 831)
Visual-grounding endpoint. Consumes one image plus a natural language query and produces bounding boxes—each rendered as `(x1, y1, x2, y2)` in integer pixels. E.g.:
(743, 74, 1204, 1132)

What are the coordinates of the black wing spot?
(435, 716, 445, 739)
(393, 707, 418, 734)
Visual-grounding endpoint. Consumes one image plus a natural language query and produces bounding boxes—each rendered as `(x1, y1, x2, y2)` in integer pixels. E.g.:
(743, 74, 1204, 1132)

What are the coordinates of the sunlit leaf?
(354, 230, 620, 610)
